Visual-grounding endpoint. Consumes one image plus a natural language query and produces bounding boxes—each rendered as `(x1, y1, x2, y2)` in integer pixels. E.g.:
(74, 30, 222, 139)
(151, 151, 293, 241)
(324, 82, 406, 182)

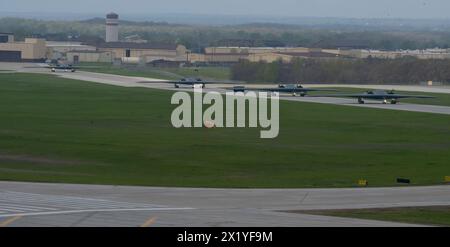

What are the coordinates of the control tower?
(105, 12, 119, 43)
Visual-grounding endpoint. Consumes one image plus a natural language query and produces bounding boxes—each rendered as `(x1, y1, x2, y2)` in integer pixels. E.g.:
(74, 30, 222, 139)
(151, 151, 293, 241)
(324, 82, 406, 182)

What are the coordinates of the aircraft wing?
(299, 88, 338, 92)
(221, 87, 284, 92)
(138, 80, 244, 84)
(309, 93, 377, 98)
(136, 80, 175, 84)
(385, 94, 435, 99)
(23, 64, 54, 69)
(24, 64, 101, 69)
(254, 88, 294, 93)
(176, 80, 244, 85)
(24, 65, 70, 69)
(134, 80, 209, 86)
(310, 93, 435, 99)
(230, 87, 337, 92)
(72, 66, 101, 69)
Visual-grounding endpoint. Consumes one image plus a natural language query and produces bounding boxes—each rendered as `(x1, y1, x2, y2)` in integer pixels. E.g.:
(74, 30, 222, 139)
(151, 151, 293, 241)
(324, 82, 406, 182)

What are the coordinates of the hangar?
(0, 34, 46, 62)
(96, 42, 189, 63)
(66, 50, 114, 63)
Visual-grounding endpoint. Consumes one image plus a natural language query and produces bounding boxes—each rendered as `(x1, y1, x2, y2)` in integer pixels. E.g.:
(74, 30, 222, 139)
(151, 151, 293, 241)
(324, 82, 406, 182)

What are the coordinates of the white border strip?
(0, 207, 195, 218)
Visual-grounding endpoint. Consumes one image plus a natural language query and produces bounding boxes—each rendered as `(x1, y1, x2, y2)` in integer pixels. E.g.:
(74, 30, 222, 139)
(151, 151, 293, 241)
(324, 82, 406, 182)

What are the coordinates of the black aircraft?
(49, 64, 77, 72)
(139, 77, 241, 88)
(231, 84, 337, 96)
(28, 61, 98, 72)
(174, 78, 206, 88)
(314, 90, 434, 104)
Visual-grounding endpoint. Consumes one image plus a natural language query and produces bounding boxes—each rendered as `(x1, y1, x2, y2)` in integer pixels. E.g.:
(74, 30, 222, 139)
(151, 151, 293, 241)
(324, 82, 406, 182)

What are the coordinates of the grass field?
(320, 87, 450, 107)
(80, 63, 231, 81)
(295, 206, 450, 226)
(0, 73, 449, 188)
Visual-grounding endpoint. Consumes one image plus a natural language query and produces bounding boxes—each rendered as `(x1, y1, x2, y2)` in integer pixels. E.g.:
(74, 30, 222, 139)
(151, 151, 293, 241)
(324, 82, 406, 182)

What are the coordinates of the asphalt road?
(1, 181, 449, 227)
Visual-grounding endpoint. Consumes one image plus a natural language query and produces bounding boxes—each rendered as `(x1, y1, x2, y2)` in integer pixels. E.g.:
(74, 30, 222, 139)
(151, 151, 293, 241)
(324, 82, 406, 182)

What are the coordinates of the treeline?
(2, 18, 450, 51)
(231, 58, 450, 85)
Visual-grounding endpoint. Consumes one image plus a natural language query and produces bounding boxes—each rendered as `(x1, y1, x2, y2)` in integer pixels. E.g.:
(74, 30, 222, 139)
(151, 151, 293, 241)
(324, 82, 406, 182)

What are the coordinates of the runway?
(1, 181, 449, 227)
(1, 62, 450, 115)
(307, 84, 450, 94)
(61, 71, 450, 115)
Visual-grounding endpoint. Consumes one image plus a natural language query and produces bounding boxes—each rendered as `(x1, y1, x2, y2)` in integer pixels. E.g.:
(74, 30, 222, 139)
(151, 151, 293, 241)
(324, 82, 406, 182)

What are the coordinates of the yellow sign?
(358, 179, 368, 186)
(445, 176, 450, 183)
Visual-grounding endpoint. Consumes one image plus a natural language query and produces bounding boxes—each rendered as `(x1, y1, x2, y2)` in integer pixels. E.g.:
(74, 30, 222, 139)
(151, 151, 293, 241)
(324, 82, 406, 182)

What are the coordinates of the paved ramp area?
(0, 182, 449, 226)
(0, 191, 192, 218)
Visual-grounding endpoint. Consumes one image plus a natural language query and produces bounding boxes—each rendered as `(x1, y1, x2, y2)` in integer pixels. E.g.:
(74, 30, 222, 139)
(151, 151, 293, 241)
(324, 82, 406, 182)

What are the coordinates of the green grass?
(318, 87, 450, 107)
(79, 62, 231, 81)
(294, 206, 450, 226)
(0, 73, 449, 188)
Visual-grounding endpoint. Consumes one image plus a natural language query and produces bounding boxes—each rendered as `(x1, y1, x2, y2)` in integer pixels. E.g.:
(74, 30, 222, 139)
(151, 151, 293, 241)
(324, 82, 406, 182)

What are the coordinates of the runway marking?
(141, 216, 158, 227)
(0, 203, 57, 211)
(300, 192, 309, 205)
(0, 215, 22, 227)
(0, 191, 194, 218)
(0, 208, 194, 218)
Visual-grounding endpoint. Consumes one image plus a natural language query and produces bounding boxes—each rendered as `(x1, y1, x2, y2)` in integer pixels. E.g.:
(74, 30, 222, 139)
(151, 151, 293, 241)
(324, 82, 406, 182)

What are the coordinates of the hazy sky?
(1, 0, 449, 19)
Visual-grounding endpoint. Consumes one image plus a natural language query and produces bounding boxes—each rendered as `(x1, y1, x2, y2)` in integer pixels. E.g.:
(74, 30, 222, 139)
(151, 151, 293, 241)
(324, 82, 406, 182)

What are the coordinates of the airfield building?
(96, 42, 189, 63)
(340, 49, 450, 60)
(195, 46, 338, 63)
(0, 34, 46, 62)
(0, 33, 14, 43)
(105, 12, 119, 43)
(66, 50, 114, 63)
(46, 41, 97, 60)
(46, 41, 97, 53)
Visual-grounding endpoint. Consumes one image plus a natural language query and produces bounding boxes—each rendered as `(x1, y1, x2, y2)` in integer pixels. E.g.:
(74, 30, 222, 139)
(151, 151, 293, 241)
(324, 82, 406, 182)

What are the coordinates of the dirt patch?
(0, 167, 92, 176)
(0, 154, 82, 166)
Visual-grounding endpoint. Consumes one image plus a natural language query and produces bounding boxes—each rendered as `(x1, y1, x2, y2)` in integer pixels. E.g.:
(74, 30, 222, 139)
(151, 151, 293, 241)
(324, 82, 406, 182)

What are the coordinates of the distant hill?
(1, 16, 450, 50)
(79, 17, 185, 27)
